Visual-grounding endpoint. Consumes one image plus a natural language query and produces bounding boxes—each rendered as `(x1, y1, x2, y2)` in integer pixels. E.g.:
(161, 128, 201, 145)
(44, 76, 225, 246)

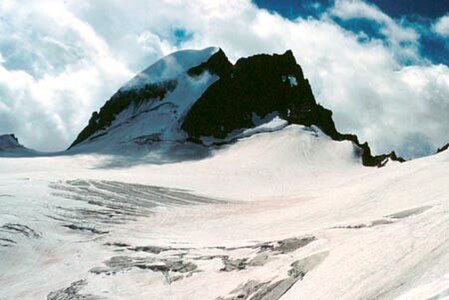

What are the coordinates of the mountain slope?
(69, 47, 221, 153)
(0, 134, 38, 157)
(69, 47, 403, 166)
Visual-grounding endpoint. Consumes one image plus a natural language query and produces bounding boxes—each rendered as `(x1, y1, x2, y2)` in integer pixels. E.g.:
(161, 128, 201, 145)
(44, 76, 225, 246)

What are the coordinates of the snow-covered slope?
(1, 124, 449, 299)
(122, 47, 219, 91)
(69, 47, 220, 154)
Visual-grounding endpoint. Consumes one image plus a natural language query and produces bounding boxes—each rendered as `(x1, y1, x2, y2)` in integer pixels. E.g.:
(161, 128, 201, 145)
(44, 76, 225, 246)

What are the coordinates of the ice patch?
(242, 115, 288, 136)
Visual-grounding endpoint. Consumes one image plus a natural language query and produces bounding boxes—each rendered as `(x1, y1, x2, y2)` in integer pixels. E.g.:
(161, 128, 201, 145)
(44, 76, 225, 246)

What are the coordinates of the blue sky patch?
(173, 28, 193, 46)
(253, 0, 331, 19)
(253, 0, 449, 66)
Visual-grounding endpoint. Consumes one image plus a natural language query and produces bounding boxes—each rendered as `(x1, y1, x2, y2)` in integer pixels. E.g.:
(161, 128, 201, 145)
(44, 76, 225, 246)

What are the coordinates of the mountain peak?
(69, 47, 404, 167)
(69, 47, 222, 150)
(120, 47, 220, 92)
(187, 48, 232, 78)
(0, 133, 38, 157)
(181, 49, 403, 166)
(0, 134, 20, 147)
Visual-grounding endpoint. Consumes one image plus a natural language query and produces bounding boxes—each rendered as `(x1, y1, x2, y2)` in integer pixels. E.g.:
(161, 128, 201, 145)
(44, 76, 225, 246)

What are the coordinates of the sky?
(0, 0, 448, 159)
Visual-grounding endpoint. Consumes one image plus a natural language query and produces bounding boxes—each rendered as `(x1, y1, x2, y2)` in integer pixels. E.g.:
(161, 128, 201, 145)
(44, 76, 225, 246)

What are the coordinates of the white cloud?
(0, 0, 448, 158)
(433, 14, 449, 37)
(0, 0, 133, 151)
(328, 0, 420, 61)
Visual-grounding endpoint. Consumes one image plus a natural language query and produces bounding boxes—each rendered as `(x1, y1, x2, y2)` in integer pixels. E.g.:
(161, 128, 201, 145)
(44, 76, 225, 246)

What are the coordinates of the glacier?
(1, 125, 449, 299)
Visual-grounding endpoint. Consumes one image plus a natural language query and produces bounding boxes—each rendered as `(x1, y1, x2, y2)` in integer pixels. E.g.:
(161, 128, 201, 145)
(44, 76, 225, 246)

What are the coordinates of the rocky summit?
(0, 134, 37, 157)
(69, 47, 403, 167)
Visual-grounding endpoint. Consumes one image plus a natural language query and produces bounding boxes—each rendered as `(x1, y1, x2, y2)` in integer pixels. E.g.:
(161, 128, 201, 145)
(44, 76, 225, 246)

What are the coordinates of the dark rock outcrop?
(437, 143, 449, 154)
(182, 50, 404, 167)
(188, 48, 233, 78)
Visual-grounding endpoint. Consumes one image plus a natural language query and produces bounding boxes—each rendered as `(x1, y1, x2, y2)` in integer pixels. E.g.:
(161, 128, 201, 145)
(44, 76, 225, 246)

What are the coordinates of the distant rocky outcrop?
(436, 143, 449, 154)
(0, 134, 24, 151)
(0, 134, 37, 157)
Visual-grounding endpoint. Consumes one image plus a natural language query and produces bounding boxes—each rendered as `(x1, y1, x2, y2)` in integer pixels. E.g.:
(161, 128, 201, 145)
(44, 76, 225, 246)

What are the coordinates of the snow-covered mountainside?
(69, 47, 402, 167)
(68, 47, 222, 156)
(0, 134, 39, 157)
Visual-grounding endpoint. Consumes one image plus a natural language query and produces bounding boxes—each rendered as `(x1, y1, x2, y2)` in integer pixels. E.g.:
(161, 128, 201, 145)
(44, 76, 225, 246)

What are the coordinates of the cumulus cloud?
(0, 0, 448, 158)
(433, 14, 449, 37)
(0, 0, 134, 151)
(328, 0, 420, 61)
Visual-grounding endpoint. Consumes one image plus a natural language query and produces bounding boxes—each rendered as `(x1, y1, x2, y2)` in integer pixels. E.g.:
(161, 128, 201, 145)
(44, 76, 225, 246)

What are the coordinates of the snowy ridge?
(70, 47, 221, 154)
(70, 71, 217, 154)
(121, 47, 219, 91)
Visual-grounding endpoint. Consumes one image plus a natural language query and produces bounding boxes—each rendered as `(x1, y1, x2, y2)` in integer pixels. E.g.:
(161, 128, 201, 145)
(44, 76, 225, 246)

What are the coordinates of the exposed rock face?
(188, 48, 233, 78)
(182, 50, 403, 167)
(437, 143, 449, 154)
(183, 50, 318, 139)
